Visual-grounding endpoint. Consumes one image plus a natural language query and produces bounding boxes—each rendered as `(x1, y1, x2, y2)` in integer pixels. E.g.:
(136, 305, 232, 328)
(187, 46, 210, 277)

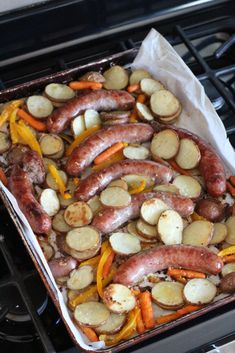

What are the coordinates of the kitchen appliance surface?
(0, 1, 235, 353)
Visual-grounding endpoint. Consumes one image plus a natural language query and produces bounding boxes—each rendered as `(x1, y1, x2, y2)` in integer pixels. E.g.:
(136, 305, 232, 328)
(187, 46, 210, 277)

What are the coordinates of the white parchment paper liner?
(0, 28, 234, 351)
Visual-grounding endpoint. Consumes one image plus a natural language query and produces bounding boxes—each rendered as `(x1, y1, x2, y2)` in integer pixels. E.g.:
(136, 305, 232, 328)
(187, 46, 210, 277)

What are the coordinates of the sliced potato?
(140, 78, 164, 96)
(59, 234, 101, 261)
(64, 201, 93, 227)
(183, 220, 214, 246)
(66, 226, 100, 252)
(40, 188, 60, 216)
(46, 170, 67, 191)
(44, 83, 75, 102)
(173, 175, 202, 198)
(109, 232, 141, 255)
(123, 145, 149, 160)
(122, 174, 154, 188)
(100, 186, 131, 208)
(209, 223, 227, 245)
(27, 95, 53, 118)
(103, 65, 128, 90)
(158, 210, 183, 245)
(74, 302, 110, 327)
(150, 90, 180, 117)
(129, 69, 151, 85)
(67, 265, 94, 290)
(127, 221, 158, 243)
(140, 198, 169, 225)
(222, 262, 235, 277)
(183, 278, 217, 304)
(40, 134, 64, 157)
(225, 216, 235, 244)
(150, 130, 179, 160)
(158, 104, 182, 123)
(43, 158, 57, 172)
(71, 115, 86, 137)
(152, 281, 184, 309)
(52, 210, 72, 233)
(84, 109, 101, 129)
(38, 239, 54, 261)
(136, 102, 154, 121)
(95, 313, 126, 334)
(175, 138, 201, 170)
(153, 183, 179, 194)
(136, 219, 158, 239)
(58, 194, 76, 208)
(0, 132, 11, 153)
(103, 284, 136, 313)
(108, 179, 128, 190)
(87, 195, 102, 214)
(79, 71, 105, 83)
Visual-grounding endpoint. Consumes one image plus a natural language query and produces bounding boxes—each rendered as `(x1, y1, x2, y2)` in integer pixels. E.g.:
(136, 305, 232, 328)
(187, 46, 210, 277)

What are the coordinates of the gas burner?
(201, 79, 225, 111)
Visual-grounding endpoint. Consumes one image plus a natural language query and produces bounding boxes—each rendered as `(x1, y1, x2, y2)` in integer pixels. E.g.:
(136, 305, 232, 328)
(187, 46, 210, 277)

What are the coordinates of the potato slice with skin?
(46, 170, 67, 191)
(38, 239, 54, 261)
(95, 313, 126, 334)
(103, 284, 136, 313)
(64, 202, 93, 227)
(103, 66, 128, 90)
(40, 134, 64, 157)
(173, 175, 202, 199)
(107, 179, 128, 190)
(183, 279, 216, 305)
(110, 232, 141, 255)
(183, 220, 214, 246)
(153, 184, 179, 194)
(136, 102, 154, 121)
(122, 174, 154, 188)
(66, 226, 100, 252)
(141, 198, 169, 225)
(158, 210, 183, 245)
(67, 265, 94, 290)
(150, 90, 180, 117)
(123, 145, 150, 160)
(71, 115, 86, 137)
(44, 83, 75, 102)
(0, 132, 11, 153)
(152, 281, 184, 310)
(74, 302, 110, 327)
(40, 188, 60, 216)
(151, 130, 179, 160)
(59, 234, 101, 261)
(127, 222, 158, 243)
(52, 210, 72, 233)
(222, 263, 235, 277)
(209, 223, 228, 245)
(84, 109, 101, 129)
(79, 71, 106, 83)
(140, 78, 164, 96)
(225, 216, 235, 244)
(136, 219, 158, 239)
(27, 95, 53, 118)
(100, 186, 131, 208)
(87, 195, 102, 214)
(129, 69, 151, 85)
(59, 194, 76, 208)
(175, 138, 201, 170)
(43, 158, 57, 173)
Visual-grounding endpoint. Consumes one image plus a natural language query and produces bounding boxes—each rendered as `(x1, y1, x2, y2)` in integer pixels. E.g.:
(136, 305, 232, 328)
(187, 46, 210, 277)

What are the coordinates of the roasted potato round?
(195, 198, 225, 222)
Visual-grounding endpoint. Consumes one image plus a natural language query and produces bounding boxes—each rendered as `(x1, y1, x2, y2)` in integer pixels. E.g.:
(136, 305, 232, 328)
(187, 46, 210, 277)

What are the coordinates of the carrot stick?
(229, 176, 235, 187)
(168, 160, 191, 176)
(171, 275, 187, 284)
(0, 167, 8, 186)
(138, 291, 155, 329)
(177, 305, 202, 316)
(127, 84, 140, 93)
(94, 142, 125, 165)
(156, 312, 181, 325)
(222, 254, 235, 263)
(102, 250, 115, 279)
(137, 94, 146, 103)
(17, 109, 47, 132)
(135, 307, 145, 334)
(69, 81, 102, 90)
(167, 268, 206, 279)
(79, 325, 99, 342)
(226, 181, 235, 198)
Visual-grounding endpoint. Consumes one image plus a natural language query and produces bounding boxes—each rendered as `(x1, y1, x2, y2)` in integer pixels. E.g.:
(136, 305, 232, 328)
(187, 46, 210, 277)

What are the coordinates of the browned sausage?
(152, 121, 226, 197)
(47, 89, 135, 133)
(66, 123, 154, 175)
(114, 245, 223, 286)
(48, 257, 77, 279)
(75, 160, 173, 201)
(92, 191, 195, 234)
(100, 111, 130, 121)
(9, 165, 51, 234)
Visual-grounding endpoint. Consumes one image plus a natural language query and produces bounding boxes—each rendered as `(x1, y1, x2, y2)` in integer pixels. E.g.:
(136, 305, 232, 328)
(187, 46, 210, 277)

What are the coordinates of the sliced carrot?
(226, 181, 235, 198)
(137, 94, 146, 103)
(222, 254, 235, 264)
(191, 212, 206, 221)
(138, 291, 155, 329)
(156, 312, 181, 325)
(229, 176, 235, 187)
(127, 84, 140, 93)
(0, 167, 8, 186)
(102, 250, 115, 279)
(17, 109, 47, 132)
(171, 275, 187, 284)
(94, 142, 125, 165)
(131, 289, 141, 296)
(168, 160, 191, 176)
(69, 81, 102, 90)
(66, 125, 100, 156)
(79, 325, 99, 342)
(177, 305, 202, 316)
(167, 268, 206, 279)
(92, 149, 125, 171)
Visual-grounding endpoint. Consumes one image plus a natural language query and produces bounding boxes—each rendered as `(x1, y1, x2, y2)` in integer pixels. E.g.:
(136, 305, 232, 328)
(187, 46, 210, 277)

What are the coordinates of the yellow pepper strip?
(129, 180, 146, 195)
(59, 133, 73, 144)
(191, 212, 206, 221)
(9, 108, 19, 144)
(92, 150, 125, 172)
(79, 255, 101, 268)
(97, 246, 113, 298)
(99, 309, 138, 346)
(48, 164, 71, 199)
(16, 120, 42, 156)
(101, 240, 110, 255)
(66, 125, 101, 156)
(218, 245, 235, 257)
(0, 99, 23, 128)
(73, 177, 80, 186)
(102, 266, 116, 288)
(69, 284, 97, 311)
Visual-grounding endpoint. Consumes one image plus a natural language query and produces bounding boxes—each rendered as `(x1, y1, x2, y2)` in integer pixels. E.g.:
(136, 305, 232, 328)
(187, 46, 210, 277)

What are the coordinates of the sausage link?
(152, 121, 226, 197)
(75, 160, 173, 201)
(9, 165, 51, 234)
(92, 191, 194, 234)
(47, 89, 135, 133)
(114, 245, 223, 286)
(66, 123, 154, 175)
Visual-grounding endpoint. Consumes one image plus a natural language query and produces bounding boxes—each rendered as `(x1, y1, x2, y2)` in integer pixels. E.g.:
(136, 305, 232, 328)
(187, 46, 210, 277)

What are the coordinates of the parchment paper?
(0, 28, 234, 351)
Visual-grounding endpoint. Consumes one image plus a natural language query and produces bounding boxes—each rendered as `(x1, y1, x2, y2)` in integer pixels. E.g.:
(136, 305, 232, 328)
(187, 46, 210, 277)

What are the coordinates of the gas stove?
(0, 1, 235, 353)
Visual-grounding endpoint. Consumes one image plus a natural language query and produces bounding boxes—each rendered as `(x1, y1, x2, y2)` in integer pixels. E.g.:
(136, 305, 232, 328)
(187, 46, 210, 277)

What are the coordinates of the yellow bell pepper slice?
(101, 240, 110, 255)
(9, 108, 19, 144)
(0, 99, 23, 128)
(66, 125, 101, 156)
(69, 284, 97, 310)
(16, 120, 42, 156)
(96, 246, 113, 298)
(92, 149, 125, 172)
(48, 164, 71, 199)
(79, 255, 101, 268)
(191, 212, 206, 221)
(218, 245, 235, 257)
(129, 180, 146, 195)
